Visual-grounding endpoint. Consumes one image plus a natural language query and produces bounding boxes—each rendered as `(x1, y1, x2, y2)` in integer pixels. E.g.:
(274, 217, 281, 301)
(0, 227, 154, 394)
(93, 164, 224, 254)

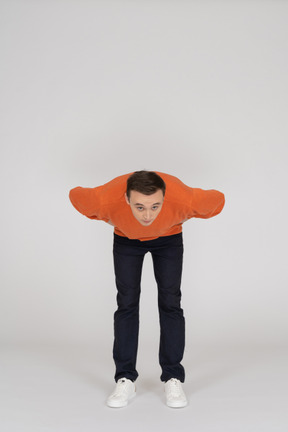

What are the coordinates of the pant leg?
(112, 234, 147, 382)
(150, 233, 185, 383)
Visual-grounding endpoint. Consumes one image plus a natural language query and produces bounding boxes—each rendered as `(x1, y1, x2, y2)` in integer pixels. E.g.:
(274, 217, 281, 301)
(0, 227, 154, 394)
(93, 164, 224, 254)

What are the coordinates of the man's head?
(125, 171, 166, 226)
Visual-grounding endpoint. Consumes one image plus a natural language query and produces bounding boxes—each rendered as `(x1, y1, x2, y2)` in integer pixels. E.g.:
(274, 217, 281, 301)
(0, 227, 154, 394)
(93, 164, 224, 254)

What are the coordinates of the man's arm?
(69, 186, 103, 220)
(188, 188, 225, 219)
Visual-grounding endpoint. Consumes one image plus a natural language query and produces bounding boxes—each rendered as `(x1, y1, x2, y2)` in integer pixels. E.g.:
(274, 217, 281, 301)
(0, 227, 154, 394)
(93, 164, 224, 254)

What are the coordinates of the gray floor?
(0, 343, 287, 432)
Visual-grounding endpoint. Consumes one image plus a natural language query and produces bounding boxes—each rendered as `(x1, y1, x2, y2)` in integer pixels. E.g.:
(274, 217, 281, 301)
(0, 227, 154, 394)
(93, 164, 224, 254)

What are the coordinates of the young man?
(69, 170, 225, 408)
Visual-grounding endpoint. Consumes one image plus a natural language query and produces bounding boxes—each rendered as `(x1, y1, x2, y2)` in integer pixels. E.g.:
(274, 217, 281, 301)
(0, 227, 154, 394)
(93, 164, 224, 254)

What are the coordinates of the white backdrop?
(1, 0, 287, 355)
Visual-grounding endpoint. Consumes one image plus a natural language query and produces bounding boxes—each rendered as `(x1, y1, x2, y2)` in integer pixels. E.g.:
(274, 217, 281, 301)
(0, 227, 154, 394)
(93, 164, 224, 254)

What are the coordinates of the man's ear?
(125, 193, 130, 205)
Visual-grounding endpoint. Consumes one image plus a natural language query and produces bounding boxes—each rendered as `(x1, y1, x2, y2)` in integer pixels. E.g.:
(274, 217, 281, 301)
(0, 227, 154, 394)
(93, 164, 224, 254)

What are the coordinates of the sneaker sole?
(166, 400, 188, 408)
(106, 391, 136, 408)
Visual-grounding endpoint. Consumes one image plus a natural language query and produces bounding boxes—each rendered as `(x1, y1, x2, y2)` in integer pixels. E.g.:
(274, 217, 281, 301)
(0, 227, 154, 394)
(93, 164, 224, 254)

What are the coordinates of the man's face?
(125, 189, 164, 227)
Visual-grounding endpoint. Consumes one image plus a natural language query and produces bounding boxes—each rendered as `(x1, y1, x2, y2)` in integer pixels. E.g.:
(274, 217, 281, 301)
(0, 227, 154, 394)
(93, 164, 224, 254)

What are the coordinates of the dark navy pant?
(113, 232, 185, 383)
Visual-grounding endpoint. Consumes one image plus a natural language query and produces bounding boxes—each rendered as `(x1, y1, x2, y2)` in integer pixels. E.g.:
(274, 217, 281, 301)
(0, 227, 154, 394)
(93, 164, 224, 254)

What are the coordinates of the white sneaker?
(106, 378, 136, 408)
(164, 378, 188, 408)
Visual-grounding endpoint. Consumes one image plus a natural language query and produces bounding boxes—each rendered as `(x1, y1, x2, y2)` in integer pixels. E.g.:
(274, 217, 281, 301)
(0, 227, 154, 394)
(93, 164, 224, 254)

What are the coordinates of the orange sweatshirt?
(69, 172, 225, 241)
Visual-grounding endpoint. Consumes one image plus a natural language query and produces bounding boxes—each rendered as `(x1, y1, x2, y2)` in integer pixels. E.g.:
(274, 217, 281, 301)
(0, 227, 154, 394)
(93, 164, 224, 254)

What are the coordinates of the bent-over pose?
(69, 170, 225, 408)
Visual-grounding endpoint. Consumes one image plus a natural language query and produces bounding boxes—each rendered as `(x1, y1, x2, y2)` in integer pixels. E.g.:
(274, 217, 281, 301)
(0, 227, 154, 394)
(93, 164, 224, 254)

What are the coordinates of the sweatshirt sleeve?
(188, 188, 225, 219)
(69, 186, 103, 220)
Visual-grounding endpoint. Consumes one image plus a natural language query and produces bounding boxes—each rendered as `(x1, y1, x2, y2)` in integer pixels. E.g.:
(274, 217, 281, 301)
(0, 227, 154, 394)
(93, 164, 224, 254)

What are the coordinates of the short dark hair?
(126, 170, 166, 200)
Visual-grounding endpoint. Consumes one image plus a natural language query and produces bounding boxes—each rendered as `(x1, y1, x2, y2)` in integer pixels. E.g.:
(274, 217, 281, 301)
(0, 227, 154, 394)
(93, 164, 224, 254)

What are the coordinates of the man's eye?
(137, 207, 143, 211)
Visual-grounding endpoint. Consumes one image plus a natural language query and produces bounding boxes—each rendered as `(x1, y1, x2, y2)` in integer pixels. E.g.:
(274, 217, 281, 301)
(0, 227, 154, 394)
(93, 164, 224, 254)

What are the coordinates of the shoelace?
(112, 379, 130, 397)
(166, 379, 183, 397)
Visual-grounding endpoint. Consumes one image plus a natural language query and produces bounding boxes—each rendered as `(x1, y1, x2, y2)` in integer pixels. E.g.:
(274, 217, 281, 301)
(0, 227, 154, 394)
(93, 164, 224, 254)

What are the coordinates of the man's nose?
(144, 211, 151, 220)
